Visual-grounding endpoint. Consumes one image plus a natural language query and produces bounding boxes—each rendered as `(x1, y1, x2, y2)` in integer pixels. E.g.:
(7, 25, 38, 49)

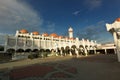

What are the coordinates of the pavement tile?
(0, 54, 120, 80)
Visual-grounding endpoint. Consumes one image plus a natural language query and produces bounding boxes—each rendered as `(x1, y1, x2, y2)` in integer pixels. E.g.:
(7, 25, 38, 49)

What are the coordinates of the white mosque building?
(4, 27, 97, 58)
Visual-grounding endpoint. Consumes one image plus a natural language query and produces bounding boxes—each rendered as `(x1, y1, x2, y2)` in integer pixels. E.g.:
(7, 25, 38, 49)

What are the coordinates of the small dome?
(68, 27, 73, 32)
(50, 33, 58, 37)
(55, 36, 63, 38)
(20, 29, 28, 34)
(32, 31, 39, 35)
(115, 18, 120, 22)
(59, 36, 63, 38)
(42, 33, 49, 37)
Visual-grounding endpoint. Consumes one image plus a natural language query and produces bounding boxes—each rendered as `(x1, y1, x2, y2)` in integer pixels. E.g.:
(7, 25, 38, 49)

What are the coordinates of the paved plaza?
(0, 54, 120, 80)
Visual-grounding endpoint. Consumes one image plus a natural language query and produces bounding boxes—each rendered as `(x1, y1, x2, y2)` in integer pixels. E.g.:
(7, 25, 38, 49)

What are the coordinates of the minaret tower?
(68, 27, 73, 38)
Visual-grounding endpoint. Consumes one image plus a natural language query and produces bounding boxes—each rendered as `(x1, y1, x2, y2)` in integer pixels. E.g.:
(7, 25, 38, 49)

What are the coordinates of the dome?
(68, 27, 73, 32)
(115, 18, 120, 22)
(42, 33, 49, 37)
(50, 33, 58, 37)
(59, 36, 63, 38)
(20, 29, 28, 34)
(32, 31, 39, 35)
(55, 36, 63, 38)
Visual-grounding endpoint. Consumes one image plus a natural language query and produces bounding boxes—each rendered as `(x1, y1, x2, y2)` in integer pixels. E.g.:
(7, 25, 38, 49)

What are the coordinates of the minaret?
(68, 27, 73, 38)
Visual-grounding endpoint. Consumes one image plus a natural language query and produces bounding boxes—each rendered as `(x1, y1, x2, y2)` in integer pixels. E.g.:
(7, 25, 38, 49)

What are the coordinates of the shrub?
(28, 54, 34, 59)
(41, 52, 48, 58)
(28, 53, 39, 59)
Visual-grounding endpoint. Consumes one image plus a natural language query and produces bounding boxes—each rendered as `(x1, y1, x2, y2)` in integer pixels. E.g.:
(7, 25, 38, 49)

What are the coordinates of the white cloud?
(46, 22, 55, 33)
(0, 0, 43, 34)
(73, 11, 80, 16)
(84, 0, 102, 10)
(76, 20, 113, 43)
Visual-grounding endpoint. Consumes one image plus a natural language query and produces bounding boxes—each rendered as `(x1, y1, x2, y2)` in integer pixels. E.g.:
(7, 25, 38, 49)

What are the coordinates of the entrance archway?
(65, 46, 70, 54)
(7, 48, 15, 53)
(71, 45, 76, 55)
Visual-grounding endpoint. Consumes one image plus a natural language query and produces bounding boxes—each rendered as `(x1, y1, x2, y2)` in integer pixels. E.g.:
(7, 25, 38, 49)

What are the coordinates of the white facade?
(4, 27, 97, 55)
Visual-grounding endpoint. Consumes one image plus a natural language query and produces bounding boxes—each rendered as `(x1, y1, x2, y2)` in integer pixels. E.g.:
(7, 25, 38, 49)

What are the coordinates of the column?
(84, 47, 88, 56)
(75, 48, 79, 57)
(94, 47, 96, 54)
(14, 36, 18, 57)
(113, 32, 117, 45)
(31, 38, 34, 51)
(39, 37, 41, 50)
(105, 49, 107, 54)
(83, 45, 87, 56)
(117, 51, 120, 62)
(4, 35, 8, 52)
(70, 50, 72, 56)
(114, 48, 117, 54)
(116, 40, 120, 62)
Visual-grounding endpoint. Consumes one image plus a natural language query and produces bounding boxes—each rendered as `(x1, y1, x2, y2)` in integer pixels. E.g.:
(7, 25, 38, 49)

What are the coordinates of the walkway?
(0, 54, 120, 80)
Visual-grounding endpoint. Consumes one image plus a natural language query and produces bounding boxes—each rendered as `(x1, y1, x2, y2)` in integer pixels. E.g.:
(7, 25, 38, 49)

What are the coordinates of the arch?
(94, 45, 97, 49)
(89, 46, 94, 54)
(71, 45, 76, 50)
(16, 49, 24, 53)
(32, 49, 39, 52)
(61, 47, 64, 51)
(45, 49, 51, 53)
(65, 46, 70, 54)
(89, 45, 94, 49)
(56, 47, 60, 53)
(6, 48, 15, 53)
(65, 46, 70, 49)
(60, 47, 65, 56)
(50, 49, 55, 54)
(40, 49, 45, 52)
(90, 45, 92, 47)
(85, 45, 89, 50)
(70, 45, 77, 55)
(79, 45, 84, 48)
(25, 49, 32, 52)
(51, 49, 54, 51)
(85, 45, 88, 47)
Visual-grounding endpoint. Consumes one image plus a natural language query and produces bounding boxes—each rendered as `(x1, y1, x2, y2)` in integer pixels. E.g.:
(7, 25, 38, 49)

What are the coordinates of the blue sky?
(0, 0, 120, 44)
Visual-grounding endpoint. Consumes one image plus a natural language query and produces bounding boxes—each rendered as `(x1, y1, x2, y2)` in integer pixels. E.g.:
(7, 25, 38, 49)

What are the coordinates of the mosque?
(4, 27, 97, 59)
